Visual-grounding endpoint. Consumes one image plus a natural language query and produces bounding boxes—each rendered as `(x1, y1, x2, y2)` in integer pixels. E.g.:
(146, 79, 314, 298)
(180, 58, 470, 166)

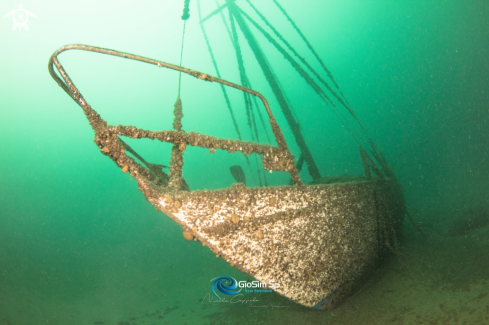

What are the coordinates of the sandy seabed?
(1, 214, 488, 325)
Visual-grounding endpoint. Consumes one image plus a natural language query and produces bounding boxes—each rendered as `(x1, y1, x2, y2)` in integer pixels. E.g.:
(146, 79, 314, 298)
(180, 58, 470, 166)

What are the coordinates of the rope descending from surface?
(177, 1, 190, 98)
(181, 0, 191, 20)
(169, 0, 191, 190)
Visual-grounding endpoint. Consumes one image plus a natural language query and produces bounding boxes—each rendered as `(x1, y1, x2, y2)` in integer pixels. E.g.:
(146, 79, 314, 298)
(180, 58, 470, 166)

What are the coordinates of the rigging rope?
(198, 0, 263, 186)
(177, 0, 191, 98)
(228, 0, 322, 180)
(215, 0, 272, 144)
(228, 9, 264, 186)
(271, 0, 344, 98)
(197, 0, 242, 140)
(246, 0, 348, 110)
(268, 0, 389, 175)
(228, 11, 255, 141)
(238, 6, 373, 165)
(244, 1, 388, 177)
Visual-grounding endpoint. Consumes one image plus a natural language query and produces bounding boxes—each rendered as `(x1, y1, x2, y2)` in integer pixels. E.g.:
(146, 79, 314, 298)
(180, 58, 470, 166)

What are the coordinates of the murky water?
(1, 1, 488, 324)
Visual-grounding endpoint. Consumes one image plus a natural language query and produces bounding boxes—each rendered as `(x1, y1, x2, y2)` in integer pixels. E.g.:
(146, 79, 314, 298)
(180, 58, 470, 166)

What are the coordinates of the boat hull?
(137, 174, 404, 309)
(48, 44, 405, 309)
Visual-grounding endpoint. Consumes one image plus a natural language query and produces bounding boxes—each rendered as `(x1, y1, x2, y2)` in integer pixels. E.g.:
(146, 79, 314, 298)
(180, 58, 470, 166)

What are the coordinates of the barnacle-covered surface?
(167, 184, 400, 308)
(128, 158, 404, 308)
(48, 45, 405, 309)
(95, 124, 404, 308)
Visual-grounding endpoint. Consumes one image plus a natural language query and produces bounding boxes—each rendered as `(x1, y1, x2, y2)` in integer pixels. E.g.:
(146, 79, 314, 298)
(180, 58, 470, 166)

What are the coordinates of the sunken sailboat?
(48, 0, 406, 310)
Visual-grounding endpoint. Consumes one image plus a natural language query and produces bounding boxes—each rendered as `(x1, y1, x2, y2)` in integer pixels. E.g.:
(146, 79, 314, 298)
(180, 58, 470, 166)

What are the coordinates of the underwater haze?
(1, 0, 488, 324)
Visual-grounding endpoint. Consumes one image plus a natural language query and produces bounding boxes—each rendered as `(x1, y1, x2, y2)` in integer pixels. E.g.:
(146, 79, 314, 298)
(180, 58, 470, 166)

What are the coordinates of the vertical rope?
(177, 21, 187, 98)
(169, 0, 191, 190)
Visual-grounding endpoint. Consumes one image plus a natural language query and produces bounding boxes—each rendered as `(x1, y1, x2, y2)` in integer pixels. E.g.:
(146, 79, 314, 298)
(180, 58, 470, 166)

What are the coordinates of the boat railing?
(48, 44, 303, 190)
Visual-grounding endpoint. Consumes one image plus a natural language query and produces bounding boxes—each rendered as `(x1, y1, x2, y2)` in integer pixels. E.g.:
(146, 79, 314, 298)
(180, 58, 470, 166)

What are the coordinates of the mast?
(226, 0, 321, 181)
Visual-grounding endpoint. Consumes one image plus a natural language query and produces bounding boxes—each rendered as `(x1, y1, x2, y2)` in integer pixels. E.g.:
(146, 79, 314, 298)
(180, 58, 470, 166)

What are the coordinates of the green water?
(1, 1, 488, 324)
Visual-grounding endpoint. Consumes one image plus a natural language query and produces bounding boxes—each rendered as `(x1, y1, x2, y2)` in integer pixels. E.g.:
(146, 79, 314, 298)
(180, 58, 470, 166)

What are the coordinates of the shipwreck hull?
(48, 44, 405, 310)
(137, 172, 404, 309)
